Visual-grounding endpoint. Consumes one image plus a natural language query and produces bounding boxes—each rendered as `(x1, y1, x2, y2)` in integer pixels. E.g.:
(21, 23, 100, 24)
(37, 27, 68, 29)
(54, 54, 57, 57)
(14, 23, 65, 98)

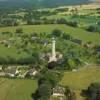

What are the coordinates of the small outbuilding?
(5, 69, 19, 78)
(0, 66, 2, 71)
(53, 86, 65, 97)
(26, 68, 38, 76)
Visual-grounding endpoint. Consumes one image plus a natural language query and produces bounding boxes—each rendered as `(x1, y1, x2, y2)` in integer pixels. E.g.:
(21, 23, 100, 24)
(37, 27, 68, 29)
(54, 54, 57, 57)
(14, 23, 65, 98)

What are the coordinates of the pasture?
(0, 24, 100, 61)
(60, 66, 100, 100)
(0, 78, 37, 100)
(0, 24, 100, 44)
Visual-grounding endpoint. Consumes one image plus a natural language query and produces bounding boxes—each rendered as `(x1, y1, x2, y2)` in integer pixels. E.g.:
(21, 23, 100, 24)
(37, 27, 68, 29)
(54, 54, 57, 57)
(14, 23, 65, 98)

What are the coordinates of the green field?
(60, 66, 100, 100)
(0, 67, 99, 100)
(0, 24, 100, 61)
(0, 3, 100, 100)
(0, 78, 37, 100)
(0, 24, 100, 44)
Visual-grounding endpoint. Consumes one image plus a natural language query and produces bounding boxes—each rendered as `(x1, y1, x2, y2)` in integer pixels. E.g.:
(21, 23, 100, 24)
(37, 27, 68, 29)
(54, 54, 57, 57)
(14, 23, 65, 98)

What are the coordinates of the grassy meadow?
(60, 66, 100, 100)
(0, 66, 100, 100)
(0, 78, 37, 100)
(0, 24, 100, 44)
(0, 24, 100, 61)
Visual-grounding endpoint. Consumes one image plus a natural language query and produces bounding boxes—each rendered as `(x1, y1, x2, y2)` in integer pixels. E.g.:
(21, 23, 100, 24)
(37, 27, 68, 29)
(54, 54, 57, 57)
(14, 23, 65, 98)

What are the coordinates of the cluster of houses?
(0, 66, 38, 78)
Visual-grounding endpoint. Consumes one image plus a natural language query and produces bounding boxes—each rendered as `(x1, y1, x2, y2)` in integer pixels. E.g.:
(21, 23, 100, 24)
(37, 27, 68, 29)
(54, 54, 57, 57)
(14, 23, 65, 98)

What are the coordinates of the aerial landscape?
(0, 0, 100, 100)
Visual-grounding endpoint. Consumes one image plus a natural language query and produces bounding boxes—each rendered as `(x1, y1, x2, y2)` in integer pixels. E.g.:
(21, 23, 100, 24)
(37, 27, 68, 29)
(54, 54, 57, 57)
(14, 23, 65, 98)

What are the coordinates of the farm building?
(5, 69, 19, 77)
(26, 68, 38, 76)
(0, 66, 2, 71)
(53, 86, 65, 97)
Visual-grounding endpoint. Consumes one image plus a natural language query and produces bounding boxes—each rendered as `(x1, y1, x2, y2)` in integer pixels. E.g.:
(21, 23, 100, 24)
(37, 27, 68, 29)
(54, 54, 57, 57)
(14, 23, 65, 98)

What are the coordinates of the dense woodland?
(0, 0, 91, 9)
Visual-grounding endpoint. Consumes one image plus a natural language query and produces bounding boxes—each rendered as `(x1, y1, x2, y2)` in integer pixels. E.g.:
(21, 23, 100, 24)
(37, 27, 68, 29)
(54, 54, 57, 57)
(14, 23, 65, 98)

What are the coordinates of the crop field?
(0, 78, 37, 100)
(60, 66, 100, 100)
(42, 4, 100, 27)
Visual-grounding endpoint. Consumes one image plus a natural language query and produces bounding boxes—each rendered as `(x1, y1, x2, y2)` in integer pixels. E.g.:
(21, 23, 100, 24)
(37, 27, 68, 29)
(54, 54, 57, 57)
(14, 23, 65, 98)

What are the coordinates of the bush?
(52, 29, 62, 37)
(62, 33, 72, 40)
(97, 21, 100, 25)
(86, 25, 100, 33)
(33, 81, 52, 100)
(87, 25, 97, 32)
(83, 83, 100, 100)
(66, 21, 78, 27)
(48, 61, 58, 69)
(15, 28, 23, 33)
(95, 52, 100, 64)
(67, 59, 77, 70)
(56, 18, 67, 24)
(65, 86, 76, 100)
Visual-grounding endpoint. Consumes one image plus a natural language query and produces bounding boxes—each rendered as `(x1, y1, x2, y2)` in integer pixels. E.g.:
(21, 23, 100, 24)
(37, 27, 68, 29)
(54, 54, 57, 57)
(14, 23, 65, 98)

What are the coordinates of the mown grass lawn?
(60, 66, 100, 100)
(0, 78, 37, 100)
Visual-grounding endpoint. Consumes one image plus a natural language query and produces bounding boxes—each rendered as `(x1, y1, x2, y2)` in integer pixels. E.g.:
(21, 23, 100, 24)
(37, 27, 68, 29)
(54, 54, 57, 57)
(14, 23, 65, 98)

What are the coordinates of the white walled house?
(53, 86, 65, 97)
(5, 69, 19, 78)
(26, 68, 38, 76)
(0, 66, 2, 71)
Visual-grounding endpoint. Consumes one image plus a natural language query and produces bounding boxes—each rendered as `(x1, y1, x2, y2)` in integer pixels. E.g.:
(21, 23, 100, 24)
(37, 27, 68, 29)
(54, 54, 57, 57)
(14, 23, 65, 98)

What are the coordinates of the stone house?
(5, 69, 19, 78)
(53, 86, 65, 97)
(26, 68, 38, 76)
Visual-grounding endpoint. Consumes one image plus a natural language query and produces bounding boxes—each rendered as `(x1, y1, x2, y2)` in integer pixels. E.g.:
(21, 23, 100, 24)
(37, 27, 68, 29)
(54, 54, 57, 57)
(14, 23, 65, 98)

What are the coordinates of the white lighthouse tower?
(49, 37, 57, 62)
